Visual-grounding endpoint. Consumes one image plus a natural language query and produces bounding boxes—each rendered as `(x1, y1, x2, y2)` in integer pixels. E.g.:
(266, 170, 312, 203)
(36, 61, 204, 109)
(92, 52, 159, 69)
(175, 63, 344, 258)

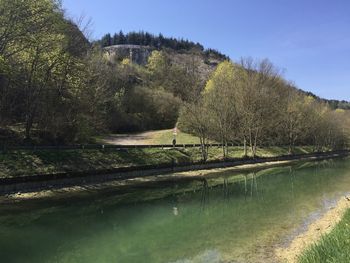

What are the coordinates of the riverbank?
(275, 197, 350, 263)
(0, 146, 316, 178)
(298, 204, 350, 263)
(0, 150, 348, 202)
(0, 159, 294, 203)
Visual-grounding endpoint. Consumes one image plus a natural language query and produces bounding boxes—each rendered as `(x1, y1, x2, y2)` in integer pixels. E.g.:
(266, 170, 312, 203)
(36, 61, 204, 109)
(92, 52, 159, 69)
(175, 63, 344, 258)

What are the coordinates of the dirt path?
(100, 129, 171, 145)
(275, 196, 350, 263)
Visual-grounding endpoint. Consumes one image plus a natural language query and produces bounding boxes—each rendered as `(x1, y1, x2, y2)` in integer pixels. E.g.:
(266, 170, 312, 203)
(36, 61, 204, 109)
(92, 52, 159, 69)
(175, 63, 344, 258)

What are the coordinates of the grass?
(256, 146, 316, 157)
(298, 209, 350, 263)
(151, 129, 201, 144)
(0, 148, 190, 178)
(0, 145, 316, 179)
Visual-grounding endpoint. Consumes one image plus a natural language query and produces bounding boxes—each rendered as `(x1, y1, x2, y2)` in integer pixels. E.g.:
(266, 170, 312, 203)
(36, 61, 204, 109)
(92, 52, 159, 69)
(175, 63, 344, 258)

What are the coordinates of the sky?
(62, 0, 350, 101)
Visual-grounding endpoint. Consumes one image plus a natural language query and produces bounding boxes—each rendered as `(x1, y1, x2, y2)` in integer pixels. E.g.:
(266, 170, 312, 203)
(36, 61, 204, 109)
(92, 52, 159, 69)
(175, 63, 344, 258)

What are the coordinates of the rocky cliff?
(104, 45, 153, 65)
(103, 44, 225, 81)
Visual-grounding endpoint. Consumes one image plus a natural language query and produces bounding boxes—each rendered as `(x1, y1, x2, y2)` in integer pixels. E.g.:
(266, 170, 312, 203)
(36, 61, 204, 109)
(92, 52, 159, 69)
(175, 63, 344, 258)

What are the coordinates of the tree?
(101, 33, 112, 47)
(147, 50, 171, 80)
(179, 99, 213, 161)
(235, 58, 282, 157)
(0, 0, 92, 143)
(204, 61, 238, 157)
(280, 89, 309, 153)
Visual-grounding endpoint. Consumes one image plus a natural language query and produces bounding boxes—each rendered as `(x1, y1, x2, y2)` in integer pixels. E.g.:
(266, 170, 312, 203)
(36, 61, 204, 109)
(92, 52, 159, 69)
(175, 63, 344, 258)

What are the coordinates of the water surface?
(1, 158, 350, 263)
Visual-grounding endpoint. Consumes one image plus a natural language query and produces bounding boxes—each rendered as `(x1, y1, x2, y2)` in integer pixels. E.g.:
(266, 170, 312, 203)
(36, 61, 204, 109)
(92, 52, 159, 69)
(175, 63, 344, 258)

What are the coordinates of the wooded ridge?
(0, 0, 349, 154)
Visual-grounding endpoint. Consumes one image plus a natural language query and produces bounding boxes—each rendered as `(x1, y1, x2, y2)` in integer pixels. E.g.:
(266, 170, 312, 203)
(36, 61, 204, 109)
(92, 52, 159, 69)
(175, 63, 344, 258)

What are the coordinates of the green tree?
(204, 60, 239, 157)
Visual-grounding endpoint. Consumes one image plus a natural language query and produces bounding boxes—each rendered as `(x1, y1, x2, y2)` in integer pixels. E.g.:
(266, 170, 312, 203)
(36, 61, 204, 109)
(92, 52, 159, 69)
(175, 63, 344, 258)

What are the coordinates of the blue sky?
(62, 0, 350, 100)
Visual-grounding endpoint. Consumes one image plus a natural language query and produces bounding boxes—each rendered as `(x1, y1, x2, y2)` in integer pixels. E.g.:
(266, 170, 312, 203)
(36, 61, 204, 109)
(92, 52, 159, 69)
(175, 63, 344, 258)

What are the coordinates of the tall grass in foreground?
(298, 209, 350, 263)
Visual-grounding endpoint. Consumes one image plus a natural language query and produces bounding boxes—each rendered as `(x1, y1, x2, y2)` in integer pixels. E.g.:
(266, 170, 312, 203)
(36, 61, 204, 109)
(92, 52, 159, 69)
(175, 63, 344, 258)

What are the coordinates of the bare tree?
(178, 99, 213, 161)
(236, 58, 282, 157)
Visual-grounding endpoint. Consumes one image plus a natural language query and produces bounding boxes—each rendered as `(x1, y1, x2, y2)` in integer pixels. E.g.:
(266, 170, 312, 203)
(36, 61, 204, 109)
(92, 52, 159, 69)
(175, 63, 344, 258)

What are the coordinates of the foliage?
(179, 59, 349, 159)
(0, 0, 348, 149)
(298, 209, 350, 263)
(0, 0, 90, 144)
(302, 90, 350, 110)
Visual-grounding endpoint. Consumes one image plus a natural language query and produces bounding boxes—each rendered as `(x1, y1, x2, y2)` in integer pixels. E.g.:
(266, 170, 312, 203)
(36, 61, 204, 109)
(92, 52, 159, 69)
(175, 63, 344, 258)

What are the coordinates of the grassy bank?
(0, 146, 318, 179)
(298, 208, 350, 263)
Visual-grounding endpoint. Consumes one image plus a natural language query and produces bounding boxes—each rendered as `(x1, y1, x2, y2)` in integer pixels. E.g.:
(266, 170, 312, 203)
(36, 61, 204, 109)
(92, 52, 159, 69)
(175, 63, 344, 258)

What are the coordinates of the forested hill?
(0, 0, 348, 147)
(300, 90, 350, 110)
(98, 31, 229, 60)
(99, 31, 349, 109)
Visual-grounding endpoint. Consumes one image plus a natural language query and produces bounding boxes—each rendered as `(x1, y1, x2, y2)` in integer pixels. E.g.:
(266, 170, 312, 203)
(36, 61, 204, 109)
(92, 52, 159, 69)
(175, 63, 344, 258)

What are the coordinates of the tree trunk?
(250, 129, 258, 158)
(25, 113, 33, 140)
(200, 136, 207, 162)
(288, 133, 293, 155)
(249, 129, 254, 157)
(253, 129, 258, 157)
(221, 136, 226, 159)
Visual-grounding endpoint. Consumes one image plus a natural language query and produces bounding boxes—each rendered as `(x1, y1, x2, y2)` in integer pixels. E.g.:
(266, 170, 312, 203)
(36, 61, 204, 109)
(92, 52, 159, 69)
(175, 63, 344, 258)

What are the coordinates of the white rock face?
(103, 44, 223, 82)
(104, 45, 153, 65)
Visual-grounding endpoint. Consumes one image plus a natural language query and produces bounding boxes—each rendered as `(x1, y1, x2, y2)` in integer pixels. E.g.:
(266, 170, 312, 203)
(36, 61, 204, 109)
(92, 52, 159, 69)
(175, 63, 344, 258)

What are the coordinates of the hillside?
(0, 0, 348, 148)
(300, 90, 350, 110)
(99, 31, 349, 111)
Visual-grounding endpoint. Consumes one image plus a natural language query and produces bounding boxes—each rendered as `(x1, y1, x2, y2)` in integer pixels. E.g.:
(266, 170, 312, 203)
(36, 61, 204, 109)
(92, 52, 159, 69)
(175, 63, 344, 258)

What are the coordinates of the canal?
(1, 157, 350, 263)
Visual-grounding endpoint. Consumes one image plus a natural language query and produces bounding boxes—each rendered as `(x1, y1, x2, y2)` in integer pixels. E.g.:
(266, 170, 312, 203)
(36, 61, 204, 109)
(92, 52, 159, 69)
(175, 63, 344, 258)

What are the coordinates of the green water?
(1, 158, 350, 263)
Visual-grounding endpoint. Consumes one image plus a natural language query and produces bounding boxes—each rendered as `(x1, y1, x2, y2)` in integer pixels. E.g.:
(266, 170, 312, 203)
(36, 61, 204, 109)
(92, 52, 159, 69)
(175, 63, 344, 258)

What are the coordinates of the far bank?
(0, 146, 348, 196)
